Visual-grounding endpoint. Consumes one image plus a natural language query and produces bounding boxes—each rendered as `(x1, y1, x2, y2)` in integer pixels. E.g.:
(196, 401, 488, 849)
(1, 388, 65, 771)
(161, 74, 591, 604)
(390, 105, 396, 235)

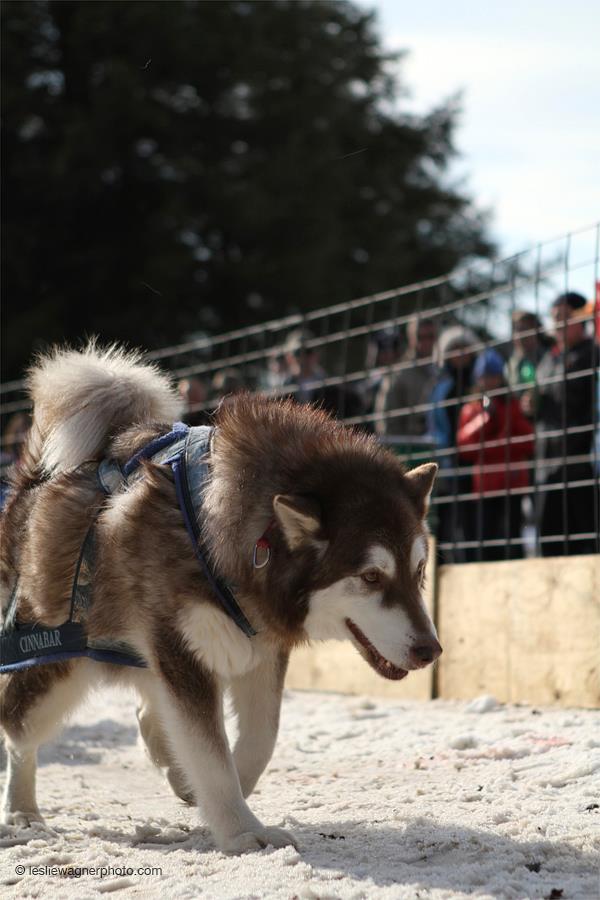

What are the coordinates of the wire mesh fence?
(2, 223, 599, 562)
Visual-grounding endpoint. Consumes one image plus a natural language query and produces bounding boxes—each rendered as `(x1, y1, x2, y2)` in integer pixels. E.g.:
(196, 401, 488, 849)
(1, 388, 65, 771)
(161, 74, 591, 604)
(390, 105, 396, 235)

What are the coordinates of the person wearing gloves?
(457, 348, 534, 561)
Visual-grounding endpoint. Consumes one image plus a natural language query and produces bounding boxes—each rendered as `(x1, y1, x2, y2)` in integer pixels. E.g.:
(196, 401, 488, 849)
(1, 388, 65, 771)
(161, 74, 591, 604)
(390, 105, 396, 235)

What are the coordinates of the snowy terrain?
(1, 687, 599, 899)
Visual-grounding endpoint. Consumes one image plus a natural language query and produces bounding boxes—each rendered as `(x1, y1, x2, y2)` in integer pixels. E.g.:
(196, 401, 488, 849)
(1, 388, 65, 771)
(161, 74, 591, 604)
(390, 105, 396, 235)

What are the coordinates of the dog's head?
(267, 457, 441, 680)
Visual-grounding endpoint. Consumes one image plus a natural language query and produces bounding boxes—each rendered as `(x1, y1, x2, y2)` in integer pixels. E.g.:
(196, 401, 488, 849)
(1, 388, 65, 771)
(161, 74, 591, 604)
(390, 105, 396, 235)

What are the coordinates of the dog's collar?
(99, 423, 257, 639)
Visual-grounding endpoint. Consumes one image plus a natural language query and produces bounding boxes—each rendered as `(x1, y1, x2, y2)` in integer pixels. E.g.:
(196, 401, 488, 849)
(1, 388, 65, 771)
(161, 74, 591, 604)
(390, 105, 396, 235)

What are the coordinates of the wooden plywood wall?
(437, 553, 600, 708)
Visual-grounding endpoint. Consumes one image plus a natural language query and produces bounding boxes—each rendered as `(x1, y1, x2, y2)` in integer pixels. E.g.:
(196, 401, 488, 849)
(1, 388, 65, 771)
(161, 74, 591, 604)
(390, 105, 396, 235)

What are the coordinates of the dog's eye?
(416, 561, 426, 585)
(360, 570, 381, 585)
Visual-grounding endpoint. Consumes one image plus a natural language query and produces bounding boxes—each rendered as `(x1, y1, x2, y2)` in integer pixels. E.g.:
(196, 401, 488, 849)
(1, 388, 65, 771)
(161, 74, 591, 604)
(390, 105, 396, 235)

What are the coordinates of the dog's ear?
(273, 494, 322, 551)
(404, 462, 438, 517)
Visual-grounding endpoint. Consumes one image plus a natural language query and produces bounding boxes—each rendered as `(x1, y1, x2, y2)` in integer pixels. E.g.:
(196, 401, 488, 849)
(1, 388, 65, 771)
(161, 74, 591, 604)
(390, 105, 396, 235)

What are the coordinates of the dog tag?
(253, 538, 271, 569)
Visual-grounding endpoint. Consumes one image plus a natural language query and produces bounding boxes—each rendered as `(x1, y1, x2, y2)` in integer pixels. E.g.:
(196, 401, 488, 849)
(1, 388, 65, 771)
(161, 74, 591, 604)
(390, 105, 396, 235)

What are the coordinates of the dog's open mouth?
(345, 618, 408, 681)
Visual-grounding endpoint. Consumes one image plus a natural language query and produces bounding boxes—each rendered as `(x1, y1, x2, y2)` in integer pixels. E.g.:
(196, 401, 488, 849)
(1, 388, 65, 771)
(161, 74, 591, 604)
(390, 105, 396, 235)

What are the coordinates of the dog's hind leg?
(2, 749, 40, 827)
(1, 661, 94, 826)
(229, 648, 289, 798)
(134, 674, 195, 805)
(154, 632, 296, 853)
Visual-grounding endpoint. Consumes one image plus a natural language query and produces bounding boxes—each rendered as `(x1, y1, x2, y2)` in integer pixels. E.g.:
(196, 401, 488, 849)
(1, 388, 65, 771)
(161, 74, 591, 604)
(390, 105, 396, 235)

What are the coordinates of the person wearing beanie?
(457, 348, 534, 561)
(428, 325, 479, 452)
(472, 347, 505, 382)
(528, 290, 599, 556)
(426, 324, 478, 562)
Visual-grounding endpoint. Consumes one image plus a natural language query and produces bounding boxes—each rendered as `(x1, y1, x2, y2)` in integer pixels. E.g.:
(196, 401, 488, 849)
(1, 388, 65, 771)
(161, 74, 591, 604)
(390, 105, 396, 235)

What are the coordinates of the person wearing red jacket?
(457, 348, 534, 561)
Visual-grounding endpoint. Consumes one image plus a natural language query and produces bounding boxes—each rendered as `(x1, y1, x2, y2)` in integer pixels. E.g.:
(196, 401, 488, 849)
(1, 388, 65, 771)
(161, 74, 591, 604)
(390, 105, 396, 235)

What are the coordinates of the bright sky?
(368, 0, 600, 278)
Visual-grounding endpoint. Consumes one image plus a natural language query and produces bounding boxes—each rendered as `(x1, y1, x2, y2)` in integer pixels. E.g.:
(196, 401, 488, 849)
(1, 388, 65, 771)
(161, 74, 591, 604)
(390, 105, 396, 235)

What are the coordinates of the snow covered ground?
(1, 687, 599, 899)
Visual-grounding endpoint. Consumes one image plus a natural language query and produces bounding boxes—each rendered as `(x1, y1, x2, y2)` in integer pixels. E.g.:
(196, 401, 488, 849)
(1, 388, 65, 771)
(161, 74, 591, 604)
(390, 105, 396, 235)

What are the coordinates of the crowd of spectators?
(2, 291, 598, 562)
(371, 291, 599, 562)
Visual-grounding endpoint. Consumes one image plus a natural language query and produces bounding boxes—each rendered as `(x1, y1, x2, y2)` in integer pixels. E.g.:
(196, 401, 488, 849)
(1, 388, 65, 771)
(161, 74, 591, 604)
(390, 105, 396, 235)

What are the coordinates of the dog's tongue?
(345, 619, 408, 681)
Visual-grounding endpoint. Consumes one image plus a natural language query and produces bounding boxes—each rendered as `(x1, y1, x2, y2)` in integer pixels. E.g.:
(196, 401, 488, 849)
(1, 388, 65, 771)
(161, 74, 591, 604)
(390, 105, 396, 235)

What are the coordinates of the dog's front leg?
(230, 648, 289, 798)
(155, 639, 296, 853)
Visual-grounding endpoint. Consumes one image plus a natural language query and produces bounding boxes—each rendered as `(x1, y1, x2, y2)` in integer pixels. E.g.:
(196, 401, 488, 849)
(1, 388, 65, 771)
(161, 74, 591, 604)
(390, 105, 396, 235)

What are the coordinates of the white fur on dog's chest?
(177, 604, 258, 678)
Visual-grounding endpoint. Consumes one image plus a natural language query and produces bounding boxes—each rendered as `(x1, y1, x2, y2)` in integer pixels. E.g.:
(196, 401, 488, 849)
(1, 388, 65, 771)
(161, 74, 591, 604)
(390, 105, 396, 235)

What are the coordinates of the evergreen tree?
(1, 0, 494, 381)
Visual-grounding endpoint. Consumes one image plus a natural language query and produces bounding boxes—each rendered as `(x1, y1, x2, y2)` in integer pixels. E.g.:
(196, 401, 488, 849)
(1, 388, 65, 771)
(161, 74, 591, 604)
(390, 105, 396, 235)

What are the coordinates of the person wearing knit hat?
(427, 324, 478, 562)
(472, 348, 505, 383)
(428, 325, 478, 450)
(456, 349, 534, 561)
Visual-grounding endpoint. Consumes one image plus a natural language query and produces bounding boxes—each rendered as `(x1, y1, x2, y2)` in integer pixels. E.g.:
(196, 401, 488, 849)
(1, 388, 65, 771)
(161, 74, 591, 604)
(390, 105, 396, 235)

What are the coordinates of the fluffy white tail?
(27, 343, 183, 474)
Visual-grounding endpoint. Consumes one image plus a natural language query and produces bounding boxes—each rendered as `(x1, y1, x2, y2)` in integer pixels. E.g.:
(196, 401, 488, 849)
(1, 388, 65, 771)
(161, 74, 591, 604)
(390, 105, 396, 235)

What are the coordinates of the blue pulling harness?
(0, 424, 256, 674)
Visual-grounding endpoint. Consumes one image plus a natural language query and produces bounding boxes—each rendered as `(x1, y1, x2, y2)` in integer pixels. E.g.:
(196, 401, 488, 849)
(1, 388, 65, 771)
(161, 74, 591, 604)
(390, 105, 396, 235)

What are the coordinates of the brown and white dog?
(0, 344, 441, 852)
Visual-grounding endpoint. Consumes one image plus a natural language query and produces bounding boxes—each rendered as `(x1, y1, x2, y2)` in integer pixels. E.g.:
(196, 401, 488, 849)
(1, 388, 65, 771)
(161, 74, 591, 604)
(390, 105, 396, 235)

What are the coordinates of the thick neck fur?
(201, 395, 403, 640)
(204, 396, 380, 570)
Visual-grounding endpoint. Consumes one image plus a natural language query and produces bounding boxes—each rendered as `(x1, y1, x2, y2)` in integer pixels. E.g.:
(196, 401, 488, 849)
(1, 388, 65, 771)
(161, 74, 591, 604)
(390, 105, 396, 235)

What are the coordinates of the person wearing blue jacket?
(427, 325, 478, 562)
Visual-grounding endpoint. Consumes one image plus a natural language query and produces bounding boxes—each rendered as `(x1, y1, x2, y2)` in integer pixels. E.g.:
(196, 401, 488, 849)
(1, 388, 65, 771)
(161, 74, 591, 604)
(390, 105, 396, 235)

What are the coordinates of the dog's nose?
(409, 639, 442, 668)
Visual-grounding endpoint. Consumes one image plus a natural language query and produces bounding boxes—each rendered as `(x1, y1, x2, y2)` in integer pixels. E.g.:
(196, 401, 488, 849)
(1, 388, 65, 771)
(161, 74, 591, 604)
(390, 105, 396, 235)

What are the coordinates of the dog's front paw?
(2, 809, 45, 828)
(219, 826, 298, 854)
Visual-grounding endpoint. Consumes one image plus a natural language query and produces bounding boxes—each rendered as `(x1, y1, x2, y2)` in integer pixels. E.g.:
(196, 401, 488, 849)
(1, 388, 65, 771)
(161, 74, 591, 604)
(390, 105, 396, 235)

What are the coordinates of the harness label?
(0, 622, 87, 668)
(19, 629, 62, 653)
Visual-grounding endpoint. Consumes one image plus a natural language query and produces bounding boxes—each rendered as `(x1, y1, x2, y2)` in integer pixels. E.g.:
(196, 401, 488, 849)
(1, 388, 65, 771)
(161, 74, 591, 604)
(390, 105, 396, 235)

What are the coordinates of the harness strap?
(0, 421, 257, 675)
(0, 643, 148, 673)
(97, 458, 125, 495)
(120, 424, 256, 637)
(0, 458, 152, 674)
(0, 520, 147, 671)
(123, 422, 188, 477)
(69, 518, 98, 619)
(170, 437, 256, 637)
